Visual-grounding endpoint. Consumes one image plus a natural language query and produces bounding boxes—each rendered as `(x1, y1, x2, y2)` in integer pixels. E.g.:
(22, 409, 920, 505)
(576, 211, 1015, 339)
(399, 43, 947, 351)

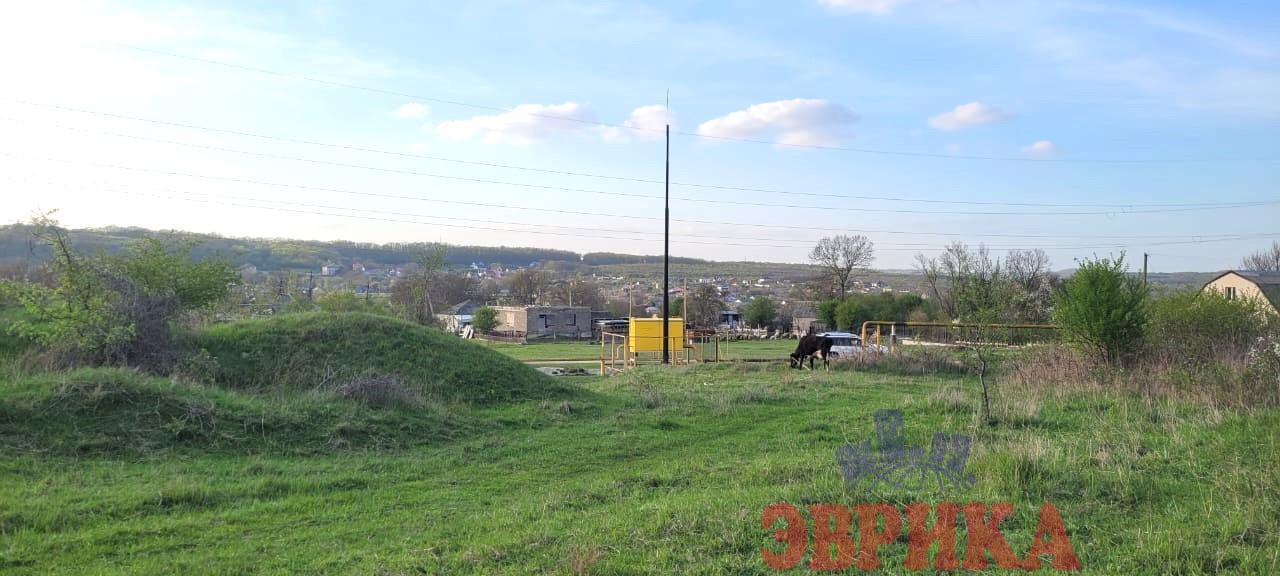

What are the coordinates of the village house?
(789, 304, 820, 335)
(1202, 270, 1280, 315)
(436, 300, 480, 334)
(492, 305, 593, 339)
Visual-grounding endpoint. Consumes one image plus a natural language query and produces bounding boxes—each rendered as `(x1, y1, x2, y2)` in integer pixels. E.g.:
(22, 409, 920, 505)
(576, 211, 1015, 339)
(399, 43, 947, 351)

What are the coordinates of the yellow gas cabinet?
(628, 317, 684, 354)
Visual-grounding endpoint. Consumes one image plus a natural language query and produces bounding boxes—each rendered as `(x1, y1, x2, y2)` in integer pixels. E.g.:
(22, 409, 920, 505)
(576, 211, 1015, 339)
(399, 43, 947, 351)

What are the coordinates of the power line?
(8, 117, 1279, 216)
(114, 44, 1274, 164)
(2, 98, 1264, 209)
(8, 172, 1280, 252)
(4, 151, 1274, 242)
(0, 173, 809, 247)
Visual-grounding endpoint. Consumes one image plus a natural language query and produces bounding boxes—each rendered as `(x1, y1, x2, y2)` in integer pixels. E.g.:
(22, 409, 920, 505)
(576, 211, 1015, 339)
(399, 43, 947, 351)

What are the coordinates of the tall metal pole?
(662, 122, 671, 364)
(1143, 252, 1149, 286)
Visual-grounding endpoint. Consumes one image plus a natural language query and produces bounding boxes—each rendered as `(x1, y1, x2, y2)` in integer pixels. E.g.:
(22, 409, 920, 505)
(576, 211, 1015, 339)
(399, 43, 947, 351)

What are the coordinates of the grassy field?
(3, 330, 1278, 574)
(478, 338, 799, 363)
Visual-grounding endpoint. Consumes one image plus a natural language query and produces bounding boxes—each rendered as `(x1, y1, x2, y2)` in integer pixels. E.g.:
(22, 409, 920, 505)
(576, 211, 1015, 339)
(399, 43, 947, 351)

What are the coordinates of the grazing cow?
(790, 334, 834, 371)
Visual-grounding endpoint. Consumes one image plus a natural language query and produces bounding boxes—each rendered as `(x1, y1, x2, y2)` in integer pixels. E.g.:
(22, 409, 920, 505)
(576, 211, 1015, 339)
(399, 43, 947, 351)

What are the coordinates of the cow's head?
(788, 352, 803, 369)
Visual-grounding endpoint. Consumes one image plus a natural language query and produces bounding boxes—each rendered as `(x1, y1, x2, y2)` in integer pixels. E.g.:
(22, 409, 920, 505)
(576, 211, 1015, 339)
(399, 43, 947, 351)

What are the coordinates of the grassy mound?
(189, 312, 559, 404)
(0, 368, 483, 456)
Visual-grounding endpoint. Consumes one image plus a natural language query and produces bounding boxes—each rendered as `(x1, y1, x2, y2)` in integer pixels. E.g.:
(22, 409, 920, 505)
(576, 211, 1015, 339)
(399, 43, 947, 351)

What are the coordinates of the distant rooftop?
(1232, 270, 1280, 285)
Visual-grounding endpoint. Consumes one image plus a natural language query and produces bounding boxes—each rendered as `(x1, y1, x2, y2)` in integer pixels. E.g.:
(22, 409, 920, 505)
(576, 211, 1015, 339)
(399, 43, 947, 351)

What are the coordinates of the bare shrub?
(1245, 333, 1280, 404)
(840, 347, 968, 376)
(10, 344, 86, 376)
(334, 374, 421, 409)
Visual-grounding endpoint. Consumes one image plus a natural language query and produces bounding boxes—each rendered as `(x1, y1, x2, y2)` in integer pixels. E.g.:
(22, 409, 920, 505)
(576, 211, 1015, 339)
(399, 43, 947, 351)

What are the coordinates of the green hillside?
(189, 312, 561, 404)
(0, 312, 568, 457)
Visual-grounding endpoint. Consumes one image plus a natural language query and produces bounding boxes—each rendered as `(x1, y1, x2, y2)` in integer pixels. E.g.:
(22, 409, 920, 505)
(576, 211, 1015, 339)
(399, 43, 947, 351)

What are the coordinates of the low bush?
(2, 221, 236, 372)
(1147, 290, 1274, 366)
(1000, 344, 1280, 410)
(1053, 254, 1148, 365)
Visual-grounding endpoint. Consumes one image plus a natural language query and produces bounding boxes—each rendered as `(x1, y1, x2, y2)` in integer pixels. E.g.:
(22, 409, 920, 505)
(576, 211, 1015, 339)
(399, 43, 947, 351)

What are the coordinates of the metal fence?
(859, 321, 1058, 353)
(599, 331, 721, 375)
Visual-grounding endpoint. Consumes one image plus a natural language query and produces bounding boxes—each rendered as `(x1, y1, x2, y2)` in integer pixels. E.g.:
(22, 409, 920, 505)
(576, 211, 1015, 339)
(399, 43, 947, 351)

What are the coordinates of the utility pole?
(1143, 253, 1149, 286)
(662, 121, 671, 364)
(682, 276, 688, 323)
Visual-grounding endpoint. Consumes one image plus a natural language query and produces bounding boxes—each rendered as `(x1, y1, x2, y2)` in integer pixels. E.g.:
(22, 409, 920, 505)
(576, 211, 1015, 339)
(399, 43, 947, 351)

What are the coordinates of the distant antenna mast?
(662, 91, 671, 364)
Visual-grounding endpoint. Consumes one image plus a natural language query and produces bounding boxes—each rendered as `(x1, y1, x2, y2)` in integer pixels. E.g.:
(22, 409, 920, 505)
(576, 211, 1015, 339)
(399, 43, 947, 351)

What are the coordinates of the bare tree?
(684, 283, 722, 328)
(389, 246, 446, 325)
(1005, 249, 1051, 292)
(429, 272, 476, 308)
(1242, 241, 1280, 272)
(808, 235, 875, 297)
(550, 277, 603, 309)
(1004, 249, 1056, 323)
(915, 242, 974, 320)
(506, 268, 551, 305)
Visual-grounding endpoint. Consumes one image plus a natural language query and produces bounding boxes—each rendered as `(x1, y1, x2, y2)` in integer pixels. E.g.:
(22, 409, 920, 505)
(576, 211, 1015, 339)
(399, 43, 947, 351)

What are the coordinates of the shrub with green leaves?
(831, 292, 931, 331)
(1148, 290, 1274, 365)
(472, 306, 497, 333)
(741, 297, 777, 328)
(3, 220, 236, 370)
(1053, 254, 1148, 364)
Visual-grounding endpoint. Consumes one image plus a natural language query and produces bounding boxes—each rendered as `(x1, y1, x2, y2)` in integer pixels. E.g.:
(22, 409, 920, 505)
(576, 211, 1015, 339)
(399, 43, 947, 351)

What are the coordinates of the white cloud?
(436, 102, 594, 145)
(392, 102, 429, 119)
(1024, 140, 1058, 158)
(928, 101, 1013, 131)
(599, 105, 675, 142)
(697, 99, 859, 146)
(819, 0, 911, 15)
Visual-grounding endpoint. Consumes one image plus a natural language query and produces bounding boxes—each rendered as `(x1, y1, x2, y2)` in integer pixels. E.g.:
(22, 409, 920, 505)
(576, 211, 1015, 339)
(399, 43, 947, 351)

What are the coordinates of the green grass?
(191, 312, 561, 404)
(476, 339, 603, 361)
(719, 339, 799, 360)
(477, 338, 800, 363)
(0, 367, 501, 456)
(2, 357, 1277, 574)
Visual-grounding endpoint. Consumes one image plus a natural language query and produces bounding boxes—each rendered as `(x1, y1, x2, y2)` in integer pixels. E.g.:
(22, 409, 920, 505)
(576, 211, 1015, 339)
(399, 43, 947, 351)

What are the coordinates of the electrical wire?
(114, 43, 1276, 164)
(7, 172, 1280, 253)
(7, 116, 1278, 216)
(3, 151, 1274, 242)
(2, 98, 1265, 209)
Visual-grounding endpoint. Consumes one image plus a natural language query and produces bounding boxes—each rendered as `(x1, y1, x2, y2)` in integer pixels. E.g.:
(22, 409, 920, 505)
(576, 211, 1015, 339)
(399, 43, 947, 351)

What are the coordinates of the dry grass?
(999, 344, 1280, 411)
(837, 346, 968, 376)
(565, 545, 604, 575)
(333, 374, 422, 409)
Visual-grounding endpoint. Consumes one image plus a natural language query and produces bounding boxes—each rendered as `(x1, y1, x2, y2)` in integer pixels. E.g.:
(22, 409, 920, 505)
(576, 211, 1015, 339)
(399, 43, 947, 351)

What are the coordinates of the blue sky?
(0, 0, 1277, 271)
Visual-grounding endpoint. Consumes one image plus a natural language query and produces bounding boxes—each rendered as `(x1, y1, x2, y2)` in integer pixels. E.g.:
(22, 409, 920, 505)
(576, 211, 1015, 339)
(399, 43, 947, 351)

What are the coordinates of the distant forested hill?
(0, 225, 578, 270)
(0, 225, 1218, 288)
